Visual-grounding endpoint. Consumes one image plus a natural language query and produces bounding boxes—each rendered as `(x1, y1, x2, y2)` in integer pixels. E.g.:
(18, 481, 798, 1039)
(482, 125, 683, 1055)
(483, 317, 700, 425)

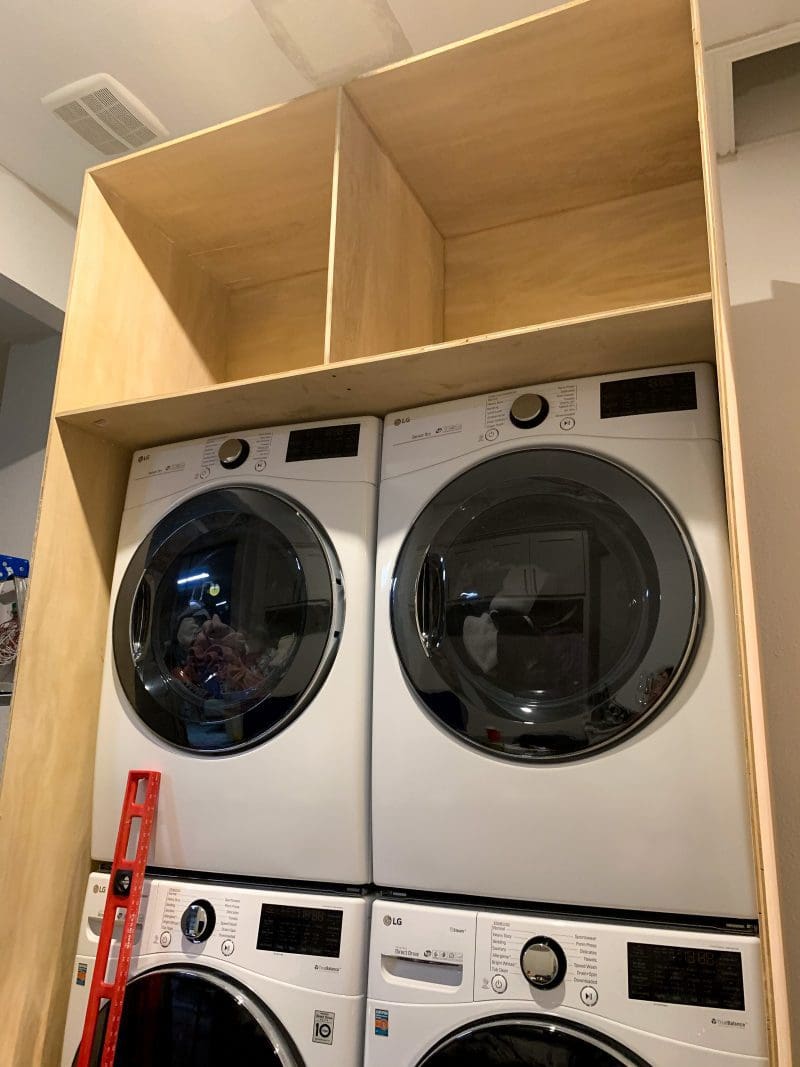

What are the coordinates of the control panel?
(381, 362, 720, 482)
(102, 877, 372, 996)
(368, 901, 765, 1059)
(124, 416, 381, 510)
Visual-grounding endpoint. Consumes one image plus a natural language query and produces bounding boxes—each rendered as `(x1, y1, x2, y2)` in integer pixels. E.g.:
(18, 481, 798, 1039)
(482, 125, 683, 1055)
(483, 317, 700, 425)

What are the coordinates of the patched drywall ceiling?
(1, 0, 797, 218)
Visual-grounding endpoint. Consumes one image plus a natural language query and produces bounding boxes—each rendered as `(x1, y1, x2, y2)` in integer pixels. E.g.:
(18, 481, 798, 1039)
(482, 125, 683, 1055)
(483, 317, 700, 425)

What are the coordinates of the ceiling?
(1, 0, 797, 218)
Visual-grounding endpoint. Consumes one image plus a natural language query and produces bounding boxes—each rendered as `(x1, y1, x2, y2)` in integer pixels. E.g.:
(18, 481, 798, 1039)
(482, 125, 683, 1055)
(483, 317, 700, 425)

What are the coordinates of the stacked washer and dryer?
(366, 364, 767, 1065)
(62, 363, 768, 1066)
(62, 418, 381, 1066)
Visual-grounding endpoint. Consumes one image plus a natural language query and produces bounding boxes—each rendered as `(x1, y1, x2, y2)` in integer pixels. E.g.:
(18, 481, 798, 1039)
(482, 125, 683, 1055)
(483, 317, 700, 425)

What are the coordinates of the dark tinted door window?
(392, 449, 700, 760)
(114, 487, 342, 754)
(76, 966, 301, 1066)
(417, 1015, 649, 1066)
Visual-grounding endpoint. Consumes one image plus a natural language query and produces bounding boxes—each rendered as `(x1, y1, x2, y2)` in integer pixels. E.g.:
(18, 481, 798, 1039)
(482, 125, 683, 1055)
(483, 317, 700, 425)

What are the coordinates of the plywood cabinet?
(0, 0, 791, 1063)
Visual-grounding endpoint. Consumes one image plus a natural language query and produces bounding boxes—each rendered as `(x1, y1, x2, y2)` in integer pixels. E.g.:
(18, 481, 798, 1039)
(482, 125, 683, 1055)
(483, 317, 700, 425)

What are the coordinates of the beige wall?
(718, 130, 800, 1041)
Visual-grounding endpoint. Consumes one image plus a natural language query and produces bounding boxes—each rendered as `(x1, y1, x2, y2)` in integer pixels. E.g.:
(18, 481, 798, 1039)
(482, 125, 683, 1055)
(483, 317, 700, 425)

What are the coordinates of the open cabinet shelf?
(58, 293, 716, 449)
(54, 0, 711, 418)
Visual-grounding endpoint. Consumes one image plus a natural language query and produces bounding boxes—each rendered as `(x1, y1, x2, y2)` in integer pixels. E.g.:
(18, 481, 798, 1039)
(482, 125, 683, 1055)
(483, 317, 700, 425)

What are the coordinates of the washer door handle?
(415, 551, 446, 654)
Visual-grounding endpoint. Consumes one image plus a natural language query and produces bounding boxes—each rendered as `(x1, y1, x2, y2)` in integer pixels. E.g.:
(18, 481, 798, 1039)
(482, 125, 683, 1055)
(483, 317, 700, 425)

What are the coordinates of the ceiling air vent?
(42, 74, 169, 157)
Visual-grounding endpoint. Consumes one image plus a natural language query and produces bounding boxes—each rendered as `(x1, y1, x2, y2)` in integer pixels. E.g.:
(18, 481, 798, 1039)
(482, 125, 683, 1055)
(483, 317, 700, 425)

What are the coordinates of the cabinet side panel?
(54, 177, 228, 412)
(326, 92, 443, 362)
(691, 3, 792, 1063)
(445, 180, 710, 339)
(0, 422, 130, 1067)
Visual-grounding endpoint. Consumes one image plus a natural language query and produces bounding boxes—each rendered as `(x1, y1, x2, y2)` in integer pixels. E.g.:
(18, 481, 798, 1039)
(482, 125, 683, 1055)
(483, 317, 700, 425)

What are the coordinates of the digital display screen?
(600, 372, 697, 419)
(286, 423, 361, 462)
(628, 942, 745, 1010)
(257, 903, 343, 958)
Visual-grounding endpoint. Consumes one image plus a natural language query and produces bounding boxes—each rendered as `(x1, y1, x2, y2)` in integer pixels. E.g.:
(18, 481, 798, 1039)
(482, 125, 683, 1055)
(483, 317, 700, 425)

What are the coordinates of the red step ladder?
(76, 770, 161, 1067)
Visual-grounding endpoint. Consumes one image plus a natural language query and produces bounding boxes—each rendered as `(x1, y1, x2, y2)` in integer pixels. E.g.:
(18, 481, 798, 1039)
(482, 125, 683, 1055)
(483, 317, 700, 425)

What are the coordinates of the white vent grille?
(43, 75, 169, 157)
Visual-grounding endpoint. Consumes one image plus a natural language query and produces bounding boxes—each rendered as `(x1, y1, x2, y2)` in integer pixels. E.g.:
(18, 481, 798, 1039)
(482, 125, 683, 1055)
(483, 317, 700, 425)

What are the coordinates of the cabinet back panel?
(445, 180, 711, 339)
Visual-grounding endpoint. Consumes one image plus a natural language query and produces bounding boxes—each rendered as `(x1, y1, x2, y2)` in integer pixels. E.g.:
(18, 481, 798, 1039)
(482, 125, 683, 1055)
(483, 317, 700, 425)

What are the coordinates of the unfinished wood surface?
(325, 92, 444, 362)
(227, 270, 328, 380)
(0, 422, 130, 1067)
(445, 180, 710, 339)
(691, 4, 791, 1063)
(91, 89, 338, 288)
(349, 0, 702, 237)
(60, 296, 714, 450)
(55, 177, 228, 413)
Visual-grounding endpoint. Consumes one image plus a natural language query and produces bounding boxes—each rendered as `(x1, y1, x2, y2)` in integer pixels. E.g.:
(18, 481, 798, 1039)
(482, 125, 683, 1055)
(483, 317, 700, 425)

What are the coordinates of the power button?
(491, 974, 508, 994)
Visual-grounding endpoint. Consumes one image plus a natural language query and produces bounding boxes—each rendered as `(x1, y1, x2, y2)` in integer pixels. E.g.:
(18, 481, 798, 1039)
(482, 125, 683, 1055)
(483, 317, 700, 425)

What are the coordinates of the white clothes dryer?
(94, 417, 379, 883)
(372, 365, 757, 917)
(62, 872, 370, 1066)
(364, 898, 767, 1066)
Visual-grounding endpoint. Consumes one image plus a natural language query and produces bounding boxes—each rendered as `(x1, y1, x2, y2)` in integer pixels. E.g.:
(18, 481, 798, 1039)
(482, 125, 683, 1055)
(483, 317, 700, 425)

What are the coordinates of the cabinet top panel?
(348, 0, 702, 237)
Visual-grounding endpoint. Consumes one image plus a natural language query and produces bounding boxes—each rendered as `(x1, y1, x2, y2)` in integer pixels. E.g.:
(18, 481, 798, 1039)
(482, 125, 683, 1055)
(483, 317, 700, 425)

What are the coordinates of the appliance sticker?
(312, 1009, 335, 1045)
(374, 1009, 389, 1037)
(75, 962, 88, 987)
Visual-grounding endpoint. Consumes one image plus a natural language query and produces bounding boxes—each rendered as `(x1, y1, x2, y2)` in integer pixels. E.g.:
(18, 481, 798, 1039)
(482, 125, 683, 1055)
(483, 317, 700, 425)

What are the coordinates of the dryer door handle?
(415, 551, 446, 654)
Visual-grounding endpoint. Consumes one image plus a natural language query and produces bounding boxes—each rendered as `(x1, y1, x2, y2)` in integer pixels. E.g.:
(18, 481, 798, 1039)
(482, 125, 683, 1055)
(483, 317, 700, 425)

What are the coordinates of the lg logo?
(383, 915, 403, 927)
(137, 454, 150, 464)
(393, 417, 410, 427)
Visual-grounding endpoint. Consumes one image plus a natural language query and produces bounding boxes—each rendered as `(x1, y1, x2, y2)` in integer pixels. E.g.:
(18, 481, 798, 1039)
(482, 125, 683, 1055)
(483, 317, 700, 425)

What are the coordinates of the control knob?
(520, 936, 567, 990)
(218, 438, 250, 469)
(181, 899, 216, 943)
(509, 393, 549, 429)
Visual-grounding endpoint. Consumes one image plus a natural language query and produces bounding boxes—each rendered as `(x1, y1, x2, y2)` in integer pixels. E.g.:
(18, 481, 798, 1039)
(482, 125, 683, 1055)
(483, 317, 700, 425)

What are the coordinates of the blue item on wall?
(0, 555, 30, 579)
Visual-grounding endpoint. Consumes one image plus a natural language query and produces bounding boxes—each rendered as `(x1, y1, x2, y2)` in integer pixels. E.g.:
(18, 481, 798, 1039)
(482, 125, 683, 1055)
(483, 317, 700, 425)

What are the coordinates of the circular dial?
(520, 936, 567, 990)
(181, 899, 216, 943)
(509, 393, 549, 429)
(218, 438, 250, 469)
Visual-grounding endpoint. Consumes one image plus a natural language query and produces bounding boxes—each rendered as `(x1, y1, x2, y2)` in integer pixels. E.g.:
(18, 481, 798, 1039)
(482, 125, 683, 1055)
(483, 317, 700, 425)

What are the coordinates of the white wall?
(0, 334, 60, 559)
(701, 0, 800, 47)
(717, 131, 800, 1047)
(0, 164, 75, 325)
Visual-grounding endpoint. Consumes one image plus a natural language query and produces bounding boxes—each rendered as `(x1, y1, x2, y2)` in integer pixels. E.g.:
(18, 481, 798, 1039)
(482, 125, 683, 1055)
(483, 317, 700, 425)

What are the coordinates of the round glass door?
(417, 1015, 650, 1066)
(391, 449, 701, 761)
(76, 965, 302, 1066)
(113, 486, 343, 755)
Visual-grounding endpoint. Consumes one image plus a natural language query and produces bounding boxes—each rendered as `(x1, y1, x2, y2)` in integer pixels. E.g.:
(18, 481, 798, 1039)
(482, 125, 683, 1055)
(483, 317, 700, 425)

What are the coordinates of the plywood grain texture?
(1, 0, 786, 1060)
(59, 296, 715, 450)
(91, 89, 339, 288)
(445, 180, 711, 339)
(54, 177, 228, 413)
(227, 270, 329, 380)
(691, 2, 791, 1061)
(0, 423, 130, 1067)
(325, 92, 444, 361)
(348, 0, 703, 237)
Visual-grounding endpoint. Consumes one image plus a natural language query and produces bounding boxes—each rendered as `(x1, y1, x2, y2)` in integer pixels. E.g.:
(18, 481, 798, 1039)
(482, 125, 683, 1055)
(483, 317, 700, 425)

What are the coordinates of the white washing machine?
(94, 417, 379, 883)
(364, 898, 767, 1066)
(62, 873, 370, 1066)
(373, 364, 757, 917)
